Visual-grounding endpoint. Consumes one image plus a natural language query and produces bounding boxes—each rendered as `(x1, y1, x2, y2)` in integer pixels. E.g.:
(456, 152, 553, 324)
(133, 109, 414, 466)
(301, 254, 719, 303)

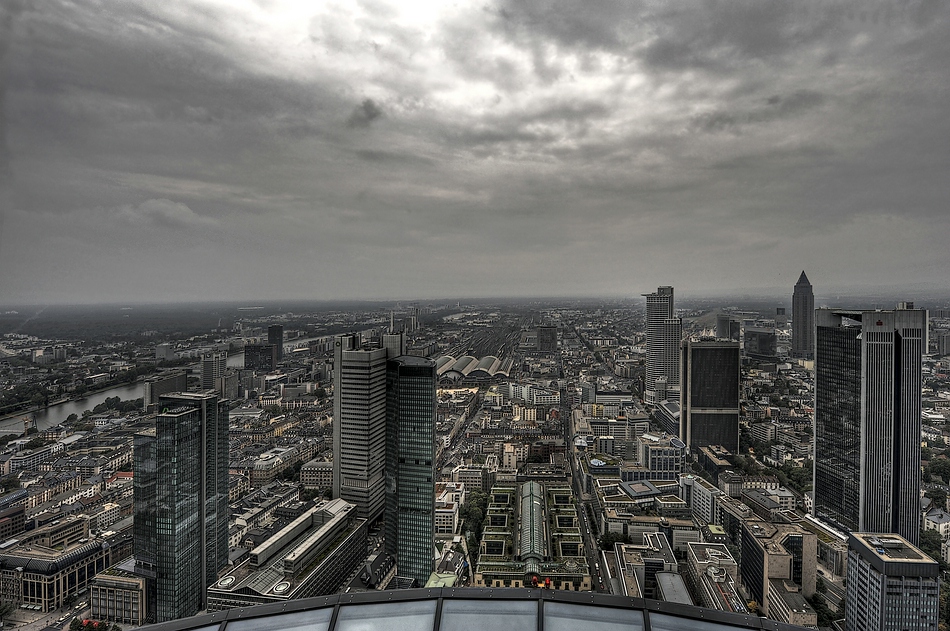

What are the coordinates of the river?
(0, 334, 333, 436)
(0, 382, 146, 435)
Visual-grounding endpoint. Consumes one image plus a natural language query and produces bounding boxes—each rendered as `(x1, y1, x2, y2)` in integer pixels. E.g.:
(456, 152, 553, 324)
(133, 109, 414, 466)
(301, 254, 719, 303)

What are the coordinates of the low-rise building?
(0, 530, 115, 612)
(739, 517, 817, 622)
(300, 460, 333, 490)
(89, 557, 148, 626)
(207, 499, 367, 610)
(685, 542, 746, 614)
(614, 533, 677, 598)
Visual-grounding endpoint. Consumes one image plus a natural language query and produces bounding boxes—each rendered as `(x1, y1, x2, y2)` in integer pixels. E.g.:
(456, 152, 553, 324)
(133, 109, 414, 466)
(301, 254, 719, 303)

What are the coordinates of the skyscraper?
(680, 339, 740, 453)
(643, 286, 682, 405)
(813, 308, 926, 544)
(791, 271, 814, 359)
(134, 391, 229, 623)
(385, 356, 437, 585)
(333, 332, 404, 522)
(201, 350, 227, 391)
(267, 324, 284, 362)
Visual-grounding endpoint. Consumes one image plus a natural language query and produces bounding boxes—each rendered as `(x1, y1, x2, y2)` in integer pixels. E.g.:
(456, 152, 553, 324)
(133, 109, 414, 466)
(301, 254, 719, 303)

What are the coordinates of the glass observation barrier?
(140, 587, 810, 631)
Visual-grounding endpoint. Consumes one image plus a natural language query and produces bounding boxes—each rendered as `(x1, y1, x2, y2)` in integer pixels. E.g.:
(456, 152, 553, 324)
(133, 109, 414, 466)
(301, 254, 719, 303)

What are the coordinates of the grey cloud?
(2, 0, 950, 304)
(689, 89, 827, 134)
(354, 149, 434, 166)
(0, 0, 27, 186)
(116, 198, 219, 229)
(346, 99, 383, 128)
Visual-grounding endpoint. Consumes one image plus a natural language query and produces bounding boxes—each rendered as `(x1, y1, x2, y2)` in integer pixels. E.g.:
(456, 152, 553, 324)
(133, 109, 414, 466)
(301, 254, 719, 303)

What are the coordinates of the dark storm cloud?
(346, 99, 383, 128)
(1, 0, 949, 304)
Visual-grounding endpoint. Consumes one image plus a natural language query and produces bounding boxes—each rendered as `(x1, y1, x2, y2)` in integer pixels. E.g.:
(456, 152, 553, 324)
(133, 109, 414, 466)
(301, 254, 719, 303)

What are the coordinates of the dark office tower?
(243, 344, 277, 371)
(537, 325, 557, 353)
(385, 356, 437, 585)
(201, 351, 227, 391)
(134, 391, 229, 623)
(680, 340, 740, 453)
(791, 271, 814, 359)
(267, 325, 284, 362)
(643, 286, 682, 405)
(333, 333, 404, 522)
(813, 308, 926, 544)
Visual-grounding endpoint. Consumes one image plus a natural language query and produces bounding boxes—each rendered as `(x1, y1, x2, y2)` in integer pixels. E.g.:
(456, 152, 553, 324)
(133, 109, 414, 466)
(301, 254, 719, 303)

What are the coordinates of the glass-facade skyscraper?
(385, 356, 437, 585)
(813, 308, 926, 544)
(134, 391, 229, 623)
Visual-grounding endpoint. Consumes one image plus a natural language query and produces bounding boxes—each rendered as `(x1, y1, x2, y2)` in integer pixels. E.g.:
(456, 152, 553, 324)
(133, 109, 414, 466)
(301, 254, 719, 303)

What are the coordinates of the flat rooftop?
(850, 533, 930, 563)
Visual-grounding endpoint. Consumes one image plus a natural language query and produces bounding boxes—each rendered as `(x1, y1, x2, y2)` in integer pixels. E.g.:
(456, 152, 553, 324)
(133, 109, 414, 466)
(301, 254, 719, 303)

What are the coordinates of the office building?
(385, 356, 437, 585)
(680, 339, 740, 453)
(716, 314, 741, 341)
(474, 482, 591, 591)
(143, 370, 187, 408)
(643, 286, 682, 405)
(201, 351, 227, 391)
(813, 308, 926, 543)
(89, 558, 149, 626)
(937, 331, 950, 356)
(134, 391, 229, 623)
(207, 500, 367, 610)
(333, 332, 403, 522)
(685, 542, 746, 613)
(537, 325, 557, 353)
(791, 271, 814, 359)
(743, 327, 777, 360)
(0, 518, 119, 613)
(244, 343, 277, 371)
(268, 324, 284, 362)
(845, 533, 939, 631)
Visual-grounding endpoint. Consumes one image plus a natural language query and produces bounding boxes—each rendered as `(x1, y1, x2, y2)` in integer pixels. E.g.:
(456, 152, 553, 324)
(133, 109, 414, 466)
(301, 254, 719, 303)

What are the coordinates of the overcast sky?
(0, 0, 948, 305)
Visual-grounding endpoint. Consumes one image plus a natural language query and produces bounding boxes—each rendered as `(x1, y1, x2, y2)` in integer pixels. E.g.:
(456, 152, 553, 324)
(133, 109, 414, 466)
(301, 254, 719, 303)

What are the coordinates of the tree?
(24, 437, 47, 450)
(926, 488, 948, 511)
(918, 528, 948, 571)
(597, 531, 631, 550)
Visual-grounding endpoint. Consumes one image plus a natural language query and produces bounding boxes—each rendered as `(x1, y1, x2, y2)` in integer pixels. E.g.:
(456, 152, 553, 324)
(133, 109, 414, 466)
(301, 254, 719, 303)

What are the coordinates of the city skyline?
(2, 1, 950, 304)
